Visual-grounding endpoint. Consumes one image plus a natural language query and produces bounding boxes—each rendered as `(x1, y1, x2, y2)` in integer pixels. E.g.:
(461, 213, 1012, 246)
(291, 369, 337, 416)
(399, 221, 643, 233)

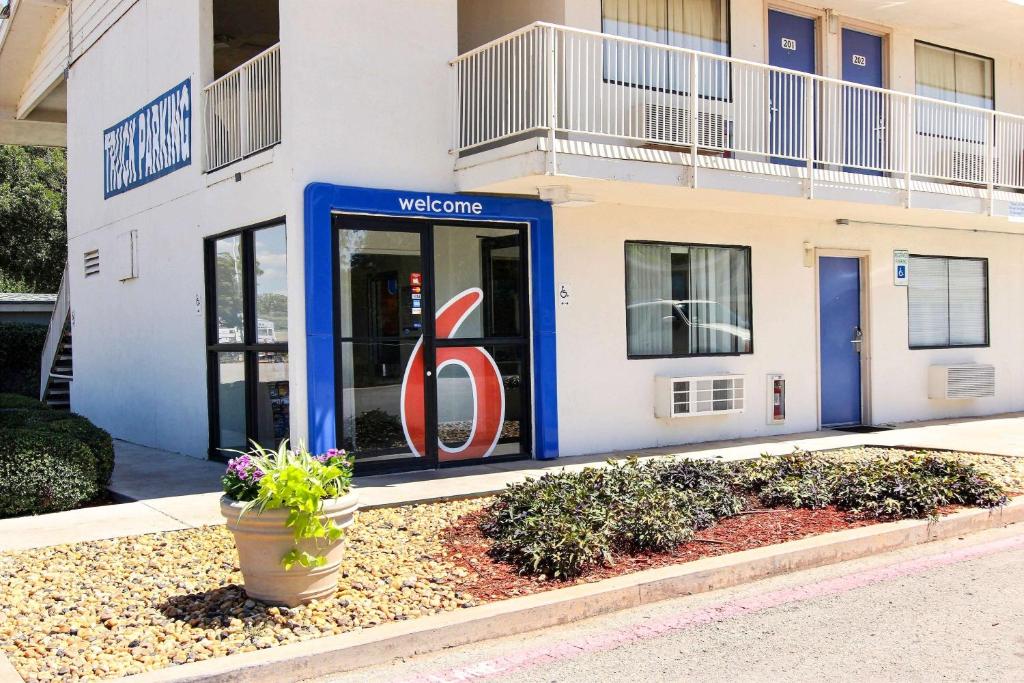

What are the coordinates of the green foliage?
(0, 427, 98, 517)
(0, 404, 114, 486)
(232, 441, 355, 570)
(832, 454, 1008, 520)
(737, 449, 836, 509)
(0, 323, 47, 397)
(483, 458, 744, 579)
(47, 415, 115, 485)
(739, 450, 1008, 519)
(0, 145, 67, 293)
(0, 392, 49, 410)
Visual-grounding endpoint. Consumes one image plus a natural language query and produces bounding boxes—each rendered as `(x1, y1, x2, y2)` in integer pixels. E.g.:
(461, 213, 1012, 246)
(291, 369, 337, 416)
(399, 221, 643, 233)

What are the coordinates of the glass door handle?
(850, 327, 863, 353)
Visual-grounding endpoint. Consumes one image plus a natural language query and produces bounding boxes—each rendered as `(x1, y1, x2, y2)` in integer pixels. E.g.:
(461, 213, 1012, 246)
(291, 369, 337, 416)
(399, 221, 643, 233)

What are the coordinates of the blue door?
(842, 29, 885, 174)
(768, 10, 816, 166)
(819, 257, 862, 427)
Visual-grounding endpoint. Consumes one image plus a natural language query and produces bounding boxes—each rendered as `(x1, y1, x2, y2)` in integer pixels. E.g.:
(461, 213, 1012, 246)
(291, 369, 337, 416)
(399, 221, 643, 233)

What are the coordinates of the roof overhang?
(0, 0, 68, 146)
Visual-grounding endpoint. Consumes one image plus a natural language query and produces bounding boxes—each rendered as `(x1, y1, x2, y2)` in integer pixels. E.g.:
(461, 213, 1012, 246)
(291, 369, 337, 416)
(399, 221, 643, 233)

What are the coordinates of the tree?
(0, 145, 67, 293)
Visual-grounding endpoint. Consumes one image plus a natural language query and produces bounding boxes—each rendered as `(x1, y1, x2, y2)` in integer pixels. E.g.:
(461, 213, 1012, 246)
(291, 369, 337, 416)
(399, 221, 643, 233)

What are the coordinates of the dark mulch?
(441, 507, 884, 602)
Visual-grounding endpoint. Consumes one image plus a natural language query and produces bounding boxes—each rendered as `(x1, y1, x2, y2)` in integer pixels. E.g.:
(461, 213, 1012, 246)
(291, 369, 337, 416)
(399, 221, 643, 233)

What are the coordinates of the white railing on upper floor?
(203, 43, 281, 172)
(39, 262, 71, 401)
(451, 23, 1024, 198)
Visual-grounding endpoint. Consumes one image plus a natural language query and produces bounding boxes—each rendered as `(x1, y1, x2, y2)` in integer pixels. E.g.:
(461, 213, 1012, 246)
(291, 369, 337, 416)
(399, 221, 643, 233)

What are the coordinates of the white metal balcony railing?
(451, 23, 1024, 201)
(203, 43, 281, 172)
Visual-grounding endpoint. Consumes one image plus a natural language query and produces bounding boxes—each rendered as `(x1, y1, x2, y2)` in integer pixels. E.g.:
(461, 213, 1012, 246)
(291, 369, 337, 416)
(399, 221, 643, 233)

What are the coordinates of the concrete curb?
(62, 498, 1018, 683)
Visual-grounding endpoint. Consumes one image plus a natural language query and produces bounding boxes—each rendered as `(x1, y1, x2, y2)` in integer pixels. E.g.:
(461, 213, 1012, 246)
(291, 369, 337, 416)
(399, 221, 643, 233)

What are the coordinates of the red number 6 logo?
(401, 288, 505, 460)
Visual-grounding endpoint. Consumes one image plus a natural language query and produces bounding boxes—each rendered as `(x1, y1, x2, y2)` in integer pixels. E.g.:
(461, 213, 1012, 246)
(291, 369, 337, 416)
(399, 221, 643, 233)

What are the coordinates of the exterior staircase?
(39, 266, 72, 410)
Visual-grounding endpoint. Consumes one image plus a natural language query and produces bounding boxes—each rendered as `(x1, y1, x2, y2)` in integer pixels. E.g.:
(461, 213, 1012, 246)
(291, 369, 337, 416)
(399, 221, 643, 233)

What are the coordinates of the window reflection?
(255, 225, 288, 343)
(214, 235, 244, 344)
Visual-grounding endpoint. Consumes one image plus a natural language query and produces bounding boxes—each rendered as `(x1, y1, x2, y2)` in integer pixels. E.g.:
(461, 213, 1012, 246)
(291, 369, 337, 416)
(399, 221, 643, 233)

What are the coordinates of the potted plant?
(220, 441, 359, 607)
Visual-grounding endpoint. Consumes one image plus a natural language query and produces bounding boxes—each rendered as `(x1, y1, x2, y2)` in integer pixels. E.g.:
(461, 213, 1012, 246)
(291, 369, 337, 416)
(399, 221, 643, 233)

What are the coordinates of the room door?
(768, 9, 817, 166)
(818, 256, 863, 427)
(334, 215, 532, 473)
(841, 28, 885, 174)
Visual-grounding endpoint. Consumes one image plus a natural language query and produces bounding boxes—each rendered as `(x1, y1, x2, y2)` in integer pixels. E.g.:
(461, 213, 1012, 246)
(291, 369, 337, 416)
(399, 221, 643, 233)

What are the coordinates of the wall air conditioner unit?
(655, 374, 745, 418)
(928, 364, 995, 399)
(638, 103, 728, 149)
(950, 151, 999, 185)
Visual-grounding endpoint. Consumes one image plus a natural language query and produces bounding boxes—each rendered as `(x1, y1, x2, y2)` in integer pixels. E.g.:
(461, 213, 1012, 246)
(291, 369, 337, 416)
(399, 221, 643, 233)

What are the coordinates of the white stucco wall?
(66, 0, 289, 457)
(551, 196, 1024, 457)
(59, 0, 1024, 463)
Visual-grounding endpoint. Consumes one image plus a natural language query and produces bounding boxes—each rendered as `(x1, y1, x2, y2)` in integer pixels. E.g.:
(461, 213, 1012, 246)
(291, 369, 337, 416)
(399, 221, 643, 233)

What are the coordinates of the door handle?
(850, 326, 863, 354)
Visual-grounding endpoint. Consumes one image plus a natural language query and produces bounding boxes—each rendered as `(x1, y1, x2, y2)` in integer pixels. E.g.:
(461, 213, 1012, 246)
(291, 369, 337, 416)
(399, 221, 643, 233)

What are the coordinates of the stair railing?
(39, 263, 71, 400)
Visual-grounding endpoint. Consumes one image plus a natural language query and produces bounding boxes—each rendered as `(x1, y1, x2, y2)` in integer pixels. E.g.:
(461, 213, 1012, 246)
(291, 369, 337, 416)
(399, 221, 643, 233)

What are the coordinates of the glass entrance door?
(334, 216, 531, 473)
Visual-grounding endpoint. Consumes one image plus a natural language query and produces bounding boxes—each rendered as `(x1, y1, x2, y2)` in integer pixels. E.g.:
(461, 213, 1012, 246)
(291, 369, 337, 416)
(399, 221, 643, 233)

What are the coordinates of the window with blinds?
(908, 255, 988, 349)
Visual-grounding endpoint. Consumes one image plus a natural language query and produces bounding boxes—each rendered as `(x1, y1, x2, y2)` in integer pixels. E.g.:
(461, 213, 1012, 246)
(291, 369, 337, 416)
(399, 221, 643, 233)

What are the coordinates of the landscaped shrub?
(739, 450, 1008, 519)
(0, 401, 114, 485)
(0, 324, 47, 397)
(482, 458, 745, 578)
(0, 392, 49, 410)
(832, 454, 1007, 520)
(0, 428, 99, 517)
(648, 458, 746, 527)
(48, 415, 115, 485)
(737, 450, 838, 509)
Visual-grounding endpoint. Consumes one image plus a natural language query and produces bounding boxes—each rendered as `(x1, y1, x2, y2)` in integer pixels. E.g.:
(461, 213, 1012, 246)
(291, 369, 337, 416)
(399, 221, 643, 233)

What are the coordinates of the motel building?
(1, 0, 1024, 474)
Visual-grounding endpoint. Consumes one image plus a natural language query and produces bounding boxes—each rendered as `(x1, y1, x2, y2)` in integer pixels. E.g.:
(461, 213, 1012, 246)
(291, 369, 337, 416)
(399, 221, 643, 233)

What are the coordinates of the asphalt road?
(320, 524, 1024, 683)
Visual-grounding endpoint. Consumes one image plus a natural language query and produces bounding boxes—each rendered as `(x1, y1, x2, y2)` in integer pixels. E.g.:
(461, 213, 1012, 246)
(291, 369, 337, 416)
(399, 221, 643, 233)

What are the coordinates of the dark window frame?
(906, 253, 990, 351)
(331, 213, 534, 476)
(913, 40, 995, 145)
(624, 239, 754, 360)
(204, 216, 289, 460)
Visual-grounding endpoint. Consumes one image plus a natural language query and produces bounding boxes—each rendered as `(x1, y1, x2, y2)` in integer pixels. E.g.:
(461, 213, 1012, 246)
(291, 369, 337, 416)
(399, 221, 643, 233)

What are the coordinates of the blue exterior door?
(842, 29, 885, 174)
(768, 10, 816, 166)
(819, 257, 862, 427)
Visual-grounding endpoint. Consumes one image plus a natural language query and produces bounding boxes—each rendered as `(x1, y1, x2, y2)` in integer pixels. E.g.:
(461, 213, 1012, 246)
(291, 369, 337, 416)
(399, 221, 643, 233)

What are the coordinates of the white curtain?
(626, 243, 673, 355)
(688, 246, 749, 353)
(603, 0, 729, 93)
(915, 43, 957, 103)
(626, 243, 750, 356)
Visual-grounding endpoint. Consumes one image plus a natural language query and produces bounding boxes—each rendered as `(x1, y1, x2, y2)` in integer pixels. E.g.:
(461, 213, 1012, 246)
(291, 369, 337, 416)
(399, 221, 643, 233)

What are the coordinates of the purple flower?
(316, 448, 347, 463)
(225, 454, 264, 482)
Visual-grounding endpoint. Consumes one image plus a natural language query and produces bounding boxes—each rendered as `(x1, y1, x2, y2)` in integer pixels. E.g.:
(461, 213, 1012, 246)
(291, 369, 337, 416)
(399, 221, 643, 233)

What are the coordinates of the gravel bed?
(1, 446, 1020, 681)
(0, 500, 484, 682)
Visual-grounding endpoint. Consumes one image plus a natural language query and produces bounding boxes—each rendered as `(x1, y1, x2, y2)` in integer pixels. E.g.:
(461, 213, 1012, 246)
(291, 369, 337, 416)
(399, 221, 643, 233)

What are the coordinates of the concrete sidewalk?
(2, 413, 1023, 552)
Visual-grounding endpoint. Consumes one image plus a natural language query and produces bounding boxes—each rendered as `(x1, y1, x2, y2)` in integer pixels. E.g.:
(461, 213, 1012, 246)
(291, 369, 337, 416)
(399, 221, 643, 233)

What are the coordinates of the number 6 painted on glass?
(401, 288, 505, 460)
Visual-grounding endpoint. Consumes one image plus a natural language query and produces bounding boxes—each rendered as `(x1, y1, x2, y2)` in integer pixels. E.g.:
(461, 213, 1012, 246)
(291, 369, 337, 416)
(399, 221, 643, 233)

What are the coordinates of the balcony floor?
(455, 135, 1024, 224)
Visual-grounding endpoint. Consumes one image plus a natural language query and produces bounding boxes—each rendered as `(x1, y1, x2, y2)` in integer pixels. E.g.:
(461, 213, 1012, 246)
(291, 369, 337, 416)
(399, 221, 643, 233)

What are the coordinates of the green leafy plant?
(482, 458, 744, 579)
(832, 453, 1007, 520)
(737, 449, 838, 509)
(0, 428, 98, 517)
(225, 441, 354, 570)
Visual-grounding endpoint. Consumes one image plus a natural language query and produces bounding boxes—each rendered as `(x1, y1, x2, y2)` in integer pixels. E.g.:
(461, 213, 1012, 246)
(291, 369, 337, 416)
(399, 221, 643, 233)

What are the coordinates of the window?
(625, 241, 751, 357)
(915, 42, 993, 110)
(602, 0, 730, 96)
(206, 221, 289, 456)
(915, 43, 993, 144)
(908, 255, 988, 349)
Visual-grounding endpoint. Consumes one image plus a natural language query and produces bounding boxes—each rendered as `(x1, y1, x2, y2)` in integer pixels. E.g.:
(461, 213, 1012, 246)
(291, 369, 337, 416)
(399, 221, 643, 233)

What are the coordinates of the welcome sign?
(103, 78, 192, 198)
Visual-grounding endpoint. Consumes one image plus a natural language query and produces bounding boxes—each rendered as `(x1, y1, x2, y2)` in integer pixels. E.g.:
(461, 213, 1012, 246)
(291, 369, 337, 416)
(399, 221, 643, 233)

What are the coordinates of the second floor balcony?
(452, 23, 1024, 217)
(203, 43, 282, 172)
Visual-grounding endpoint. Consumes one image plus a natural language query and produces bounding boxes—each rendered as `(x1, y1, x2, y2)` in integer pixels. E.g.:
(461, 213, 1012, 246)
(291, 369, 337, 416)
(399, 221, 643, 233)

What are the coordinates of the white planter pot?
(220, 492, 360, 607)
